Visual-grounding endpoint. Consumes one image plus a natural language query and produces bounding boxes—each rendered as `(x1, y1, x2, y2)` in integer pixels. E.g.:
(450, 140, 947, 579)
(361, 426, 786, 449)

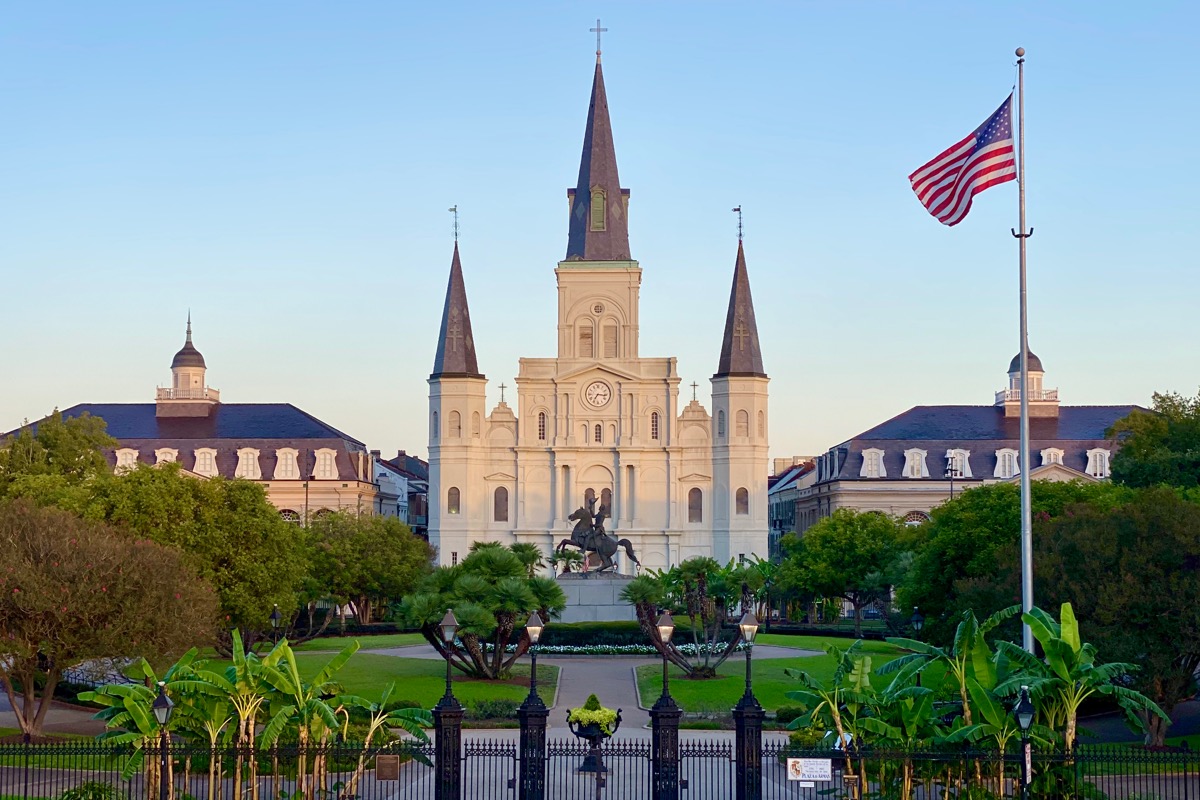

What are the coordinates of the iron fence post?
(433, 657, 463, 800)
(517, 647, 548, 800)
(650, 654, 681, 800)
(732, 647, 763, 800)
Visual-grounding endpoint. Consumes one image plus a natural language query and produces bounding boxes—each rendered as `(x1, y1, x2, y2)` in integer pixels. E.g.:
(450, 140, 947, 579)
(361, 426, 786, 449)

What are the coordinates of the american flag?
(909, 94, 1016, 226)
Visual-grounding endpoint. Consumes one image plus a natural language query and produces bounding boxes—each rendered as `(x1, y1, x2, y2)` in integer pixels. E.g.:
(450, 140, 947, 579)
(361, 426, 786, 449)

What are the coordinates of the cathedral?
(427, 52, 770, 571)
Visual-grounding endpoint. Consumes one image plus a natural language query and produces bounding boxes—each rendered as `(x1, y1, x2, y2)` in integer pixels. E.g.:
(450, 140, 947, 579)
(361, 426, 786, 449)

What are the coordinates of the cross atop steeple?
(590, 19, 607, 59)
(499, 383, 507, 403)
(691, 381, 699, 402)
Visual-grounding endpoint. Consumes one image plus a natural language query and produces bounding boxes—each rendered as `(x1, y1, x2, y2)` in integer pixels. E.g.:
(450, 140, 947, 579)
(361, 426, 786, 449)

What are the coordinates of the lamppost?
(433, 610, 463, 800)
(650, 611, 681, 800)
(945, 461, 960, 500)
(732, 611, 763, 800)
(910, 608, 925, 686)
(1014, 685, 1035, 800)
(269, 604, 282, 646)
(151, 682, 174, 800)
(518, 611, 548, 800)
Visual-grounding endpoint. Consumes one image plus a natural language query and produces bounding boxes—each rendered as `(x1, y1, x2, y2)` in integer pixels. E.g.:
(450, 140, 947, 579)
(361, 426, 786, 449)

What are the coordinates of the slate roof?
(19, 403, 364, 445)
(430, 243, 484, 379)
(715, 240, 767, 378)
(565, 57, 631, 261)
(827, 404, 1136, 482)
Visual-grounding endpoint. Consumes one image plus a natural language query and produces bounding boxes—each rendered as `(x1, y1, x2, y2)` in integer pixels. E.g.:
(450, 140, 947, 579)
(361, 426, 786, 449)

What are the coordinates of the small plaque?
(787, 758, 832, 782)
(376, 755, 401, 781)
(843, 774, 860, 788)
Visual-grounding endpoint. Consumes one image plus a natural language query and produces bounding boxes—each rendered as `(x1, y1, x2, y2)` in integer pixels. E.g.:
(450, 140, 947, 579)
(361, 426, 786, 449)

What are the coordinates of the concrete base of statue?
(555, 571, 638, 623)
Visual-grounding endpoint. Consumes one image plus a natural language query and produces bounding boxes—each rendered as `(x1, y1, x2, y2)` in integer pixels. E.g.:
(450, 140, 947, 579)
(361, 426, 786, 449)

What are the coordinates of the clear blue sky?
(3, 2, 1197, 462)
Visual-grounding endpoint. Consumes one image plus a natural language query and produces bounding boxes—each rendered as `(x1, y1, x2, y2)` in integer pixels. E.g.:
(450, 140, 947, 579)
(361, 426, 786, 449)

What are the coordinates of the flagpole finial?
(1015, 46, 1025, 58)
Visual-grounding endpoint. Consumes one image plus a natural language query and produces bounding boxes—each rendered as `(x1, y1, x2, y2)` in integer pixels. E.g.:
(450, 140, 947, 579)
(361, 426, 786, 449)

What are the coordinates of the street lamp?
(733, 610, 762, 800)
(152, 682, 174, 800)
(518, 611, 549, 800)
(650, 611, 681, 800)
(269, 604, 282, 646)
(1014, 685, 1035, 800)
(438, 609, 459, 699)
(945, 460, 960, 500)
(910, 607, 924, 635)
(433, 610, 463, 800)
(656, 611, 676, 702)
(525, 611, 545, 699)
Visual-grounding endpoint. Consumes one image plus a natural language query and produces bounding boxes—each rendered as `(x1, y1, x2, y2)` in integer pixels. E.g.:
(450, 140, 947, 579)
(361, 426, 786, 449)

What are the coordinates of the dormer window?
(903, 449, 929, 479)
(314, 448, 337, 479)
(995, 448, 1020, 479)
(115, 448, 139, 473)
(235, 448, 262, 480)
(860, 448, 886, 479)
(154, 448, 178, 465)
(590, 188, 607, 231)
(193, 448, 218, 478)
(1086, 448, 1111, 479)
(945, 449, 973, 478)
(1041, 448, 1064, 467)
(274, 448, 299, 479)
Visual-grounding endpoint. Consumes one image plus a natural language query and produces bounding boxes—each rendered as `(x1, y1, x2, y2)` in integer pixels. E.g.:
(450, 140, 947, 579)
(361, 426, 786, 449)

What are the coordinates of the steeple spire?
(714, 241, 767, 378)
(565, 54, 630, 261)
(431, 243, 484, 379)
(172, 312, 205, 369)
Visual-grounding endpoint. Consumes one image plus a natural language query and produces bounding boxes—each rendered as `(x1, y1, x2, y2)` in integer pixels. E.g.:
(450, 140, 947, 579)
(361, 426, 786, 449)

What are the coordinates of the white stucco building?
(426, 53, 770, 571)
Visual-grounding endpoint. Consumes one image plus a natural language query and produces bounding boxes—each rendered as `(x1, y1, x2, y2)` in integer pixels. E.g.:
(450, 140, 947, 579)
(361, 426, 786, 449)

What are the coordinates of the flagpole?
(1012, 46, 1035, 654)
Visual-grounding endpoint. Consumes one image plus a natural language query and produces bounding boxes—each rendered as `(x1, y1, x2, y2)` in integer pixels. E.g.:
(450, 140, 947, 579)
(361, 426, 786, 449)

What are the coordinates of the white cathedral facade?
(427, 53, 770, 572)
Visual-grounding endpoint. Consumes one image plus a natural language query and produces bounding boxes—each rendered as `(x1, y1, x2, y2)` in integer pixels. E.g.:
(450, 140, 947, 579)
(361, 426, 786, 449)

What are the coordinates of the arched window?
(431, 411, 439, 440)
(538, 412, 547, 441)
(717, 411, 725, 437)
(578, 320, 594, 358)
(235, 448, 262, 480)
(449, 411, 462, 438)
(471, 412, 480, 437)
(115, 448, 139, 473)
(600, 488, 612, 515)
(447, 487, 461, 515)
(688, 488, 703, 523)
(493, 487, 509, 522)
(584, 488, 596, 508)
(315, 448, 337, 479)
(279, 509, 301, 524)
(903, 511, 931, 526)
(590, 188, 607, 231)
(757, 410, 765, 437)
(736, 410, 749, 437)
(594, 424, 602, 443)
(603, 325, 617, 358)
(735, 487, 749, 516)
(650, 412, 660, 440)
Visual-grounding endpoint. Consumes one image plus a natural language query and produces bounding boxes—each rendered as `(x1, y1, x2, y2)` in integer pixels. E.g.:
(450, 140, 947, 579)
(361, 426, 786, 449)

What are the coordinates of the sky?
(2, 2, 1198, 463)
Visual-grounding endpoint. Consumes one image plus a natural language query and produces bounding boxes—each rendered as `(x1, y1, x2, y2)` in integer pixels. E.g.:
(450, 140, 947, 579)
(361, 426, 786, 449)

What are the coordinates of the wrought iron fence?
(0, 739, 1196, 800)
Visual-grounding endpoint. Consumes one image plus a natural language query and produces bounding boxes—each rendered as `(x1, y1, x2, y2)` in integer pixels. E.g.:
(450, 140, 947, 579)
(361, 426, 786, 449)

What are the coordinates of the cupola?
(996, 349, 1057, 418)
(156, 314, 220, 417)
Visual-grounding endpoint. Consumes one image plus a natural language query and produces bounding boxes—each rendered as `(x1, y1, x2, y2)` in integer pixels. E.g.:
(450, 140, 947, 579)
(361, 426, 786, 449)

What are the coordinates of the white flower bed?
(503, 642, 747, 656)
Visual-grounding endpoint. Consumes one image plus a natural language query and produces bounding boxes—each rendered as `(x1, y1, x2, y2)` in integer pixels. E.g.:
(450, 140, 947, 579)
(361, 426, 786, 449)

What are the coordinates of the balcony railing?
(156, 387, 220, 401)
(995, 388, 1058, 403)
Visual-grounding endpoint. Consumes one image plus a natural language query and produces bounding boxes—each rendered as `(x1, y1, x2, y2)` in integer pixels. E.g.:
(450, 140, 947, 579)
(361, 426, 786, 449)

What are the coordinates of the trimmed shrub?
(774, 706, 805, 725)
(466, 698, 521, 721)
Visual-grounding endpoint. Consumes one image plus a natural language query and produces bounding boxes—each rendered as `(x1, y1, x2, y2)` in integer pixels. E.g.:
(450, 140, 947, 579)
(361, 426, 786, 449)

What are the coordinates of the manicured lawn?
(755, 634, 900, 654)
(636, 651, 948, 713)
(200, 653, 557, 710)
(291, 633, 426, 652)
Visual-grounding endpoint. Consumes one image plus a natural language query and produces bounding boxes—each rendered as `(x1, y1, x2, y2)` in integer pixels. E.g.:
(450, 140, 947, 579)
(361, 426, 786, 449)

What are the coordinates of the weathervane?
(590, 18, 607, 58)
(732, 206, 743, 242)
(448, 205, 459, 242)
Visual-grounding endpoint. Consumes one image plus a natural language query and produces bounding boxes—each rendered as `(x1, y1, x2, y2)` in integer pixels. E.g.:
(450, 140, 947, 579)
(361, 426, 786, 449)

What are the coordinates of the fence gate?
(678, 739, 733, 800)
(463, 739, 519, 800)
(546, 738, 652, 799)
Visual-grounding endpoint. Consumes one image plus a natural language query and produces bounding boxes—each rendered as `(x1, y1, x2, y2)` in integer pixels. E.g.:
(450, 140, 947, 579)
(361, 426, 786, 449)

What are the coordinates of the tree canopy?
(0, 410, 115, 495)
(1109, 389, 1200, 488)
(779, 509, 905, 636)
(0, 499, 218, 739)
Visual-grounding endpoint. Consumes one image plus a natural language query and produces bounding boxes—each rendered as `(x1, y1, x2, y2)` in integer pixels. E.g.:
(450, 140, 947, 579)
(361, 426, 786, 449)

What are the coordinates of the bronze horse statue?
(557, 501, 641, 573)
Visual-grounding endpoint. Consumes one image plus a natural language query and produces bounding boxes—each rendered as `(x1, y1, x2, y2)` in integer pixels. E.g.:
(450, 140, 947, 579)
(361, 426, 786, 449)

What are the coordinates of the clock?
(584, 381, 611, 408)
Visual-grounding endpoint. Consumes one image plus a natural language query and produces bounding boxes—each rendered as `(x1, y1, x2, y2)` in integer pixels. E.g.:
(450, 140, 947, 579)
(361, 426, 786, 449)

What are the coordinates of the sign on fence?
(786, 758, 832, 782)
(375, 754, 401, 781)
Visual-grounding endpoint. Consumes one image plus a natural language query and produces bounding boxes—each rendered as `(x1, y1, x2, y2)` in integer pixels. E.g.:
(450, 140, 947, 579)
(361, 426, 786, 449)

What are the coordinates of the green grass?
(755, 634, 900, 653)
(290, 633, 426, 652)
(636, 651, 948, 713)
(199, 653, 557, 710)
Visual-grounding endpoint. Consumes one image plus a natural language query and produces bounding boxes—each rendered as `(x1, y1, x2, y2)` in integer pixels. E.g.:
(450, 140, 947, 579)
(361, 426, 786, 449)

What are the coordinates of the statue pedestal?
(555, 573, 637, 623)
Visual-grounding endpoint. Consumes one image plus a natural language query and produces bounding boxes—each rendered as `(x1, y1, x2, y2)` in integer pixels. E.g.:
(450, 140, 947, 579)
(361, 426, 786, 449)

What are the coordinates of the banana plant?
(855, 659, 941, 800)
(335, 683, 432, 798)
(784, 640, 874, 776)
(996, 603, 1169, 750)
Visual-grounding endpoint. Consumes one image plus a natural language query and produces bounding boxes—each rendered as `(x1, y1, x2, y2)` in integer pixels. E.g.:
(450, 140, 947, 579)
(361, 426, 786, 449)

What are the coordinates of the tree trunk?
(1144, 709, 1170, 747)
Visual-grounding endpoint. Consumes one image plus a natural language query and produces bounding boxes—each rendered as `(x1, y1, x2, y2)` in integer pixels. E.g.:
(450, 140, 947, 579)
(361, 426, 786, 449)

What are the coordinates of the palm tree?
(509, 542, 546, 577)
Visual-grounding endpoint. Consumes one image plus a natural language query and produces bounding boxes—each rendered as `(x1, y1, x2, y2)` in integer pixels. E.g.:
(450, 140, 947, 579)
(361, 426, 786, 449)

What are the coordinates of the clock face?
(584, 381, 611, 408)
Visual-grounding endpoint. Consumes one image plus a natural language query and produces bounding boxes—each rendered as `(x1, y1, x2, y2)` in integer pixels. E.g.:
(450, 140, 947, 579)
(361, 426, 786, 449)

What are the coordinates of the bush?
(57, 783, 119, 800)
(466, 698, 520, 721)
(787, 726, 827, 749)
(774, 706, 805, 725)
(539, 620, 720, 648)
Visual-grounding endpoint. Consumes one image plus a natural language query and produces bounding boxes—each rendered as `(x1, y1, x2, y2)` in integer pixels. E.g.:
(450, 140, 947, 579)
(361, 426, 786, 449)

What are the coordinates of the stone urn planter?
(566, 694, 622, 773)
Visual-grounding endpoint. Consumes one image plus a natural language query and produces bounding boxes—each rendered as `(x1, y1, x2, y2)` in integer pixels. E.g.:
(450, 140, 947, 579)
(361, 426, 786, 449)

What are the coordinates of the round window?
(592, 303, 605, 315)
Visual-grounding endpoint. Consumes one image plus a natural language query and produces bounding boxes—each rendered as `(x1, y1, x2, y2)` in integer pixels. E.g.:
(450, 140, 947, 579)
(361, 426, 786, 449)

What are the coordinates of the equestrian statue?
(557, 496, 641, 573)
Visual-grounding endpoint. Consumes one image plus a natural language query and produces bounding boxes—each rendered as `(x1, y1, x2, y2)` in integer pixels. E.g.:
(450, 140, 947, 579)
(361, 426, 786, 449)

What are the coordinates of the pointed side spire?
(186, 310, 193, 343)
(714, 241, 767, 378)
(431, 243, 484, 379)
(565, 59, 631, 261)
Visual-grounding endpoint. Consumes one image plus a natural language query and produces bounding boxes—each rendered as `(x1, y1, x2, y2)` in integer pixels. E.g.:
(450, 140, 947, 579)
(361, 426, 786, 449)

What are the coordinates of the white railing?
(995, 388, 1058, 403)
(156, 387, 220, 401)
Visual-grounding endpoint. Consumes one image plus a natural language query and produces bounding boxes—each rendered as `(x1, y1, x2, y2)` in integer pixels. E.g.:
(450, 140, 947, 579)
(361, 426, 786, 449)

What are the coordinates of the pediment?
(677, 472, 712, 482)
(485, 471, 516, 482)
(1007, 464, 1097, 484)
(555, 363, 643, 384)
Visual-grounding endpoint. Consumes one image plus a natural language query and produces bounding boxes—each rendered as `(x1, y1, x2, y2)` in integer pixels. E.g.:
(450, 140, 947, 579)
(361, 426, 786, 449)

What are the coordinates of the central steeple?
(565, 55, 631, 261)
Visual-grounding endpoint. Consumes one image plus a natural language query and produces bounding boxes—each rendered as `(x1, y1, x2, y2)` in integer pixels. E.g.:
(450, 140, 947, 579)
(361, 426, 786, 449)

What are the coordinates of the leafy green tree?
(779, 509, 904, 636)
(1109, 389, 1200, 488)
(306, 510, 434, 626)
(897, 481, 1129, 644)
(398, 544, 566, 679)
(0, 500, 218, 739)
(0, 410, 115, 495)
